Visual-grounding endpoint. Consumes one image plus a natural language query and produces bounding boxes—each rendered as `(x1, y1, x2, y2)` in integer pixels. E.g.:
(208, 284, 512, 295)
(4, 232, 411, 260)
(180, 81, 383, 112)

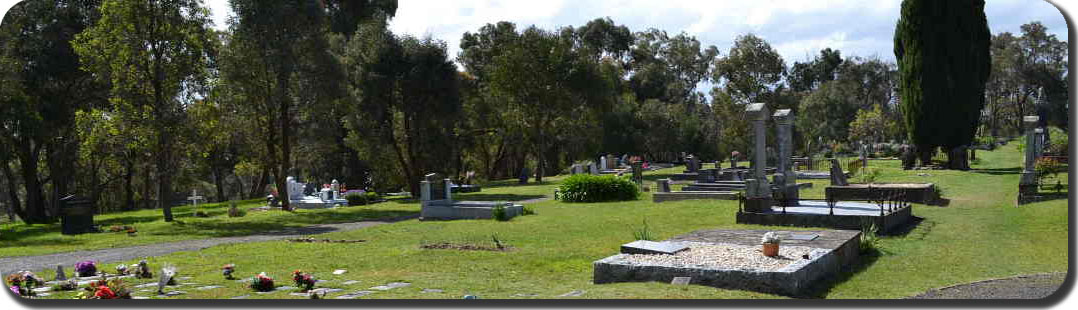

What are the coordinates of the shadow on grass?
(881, 216, 925, 237)
(800, 247, 884, 299)
(970, 167, 1022, 175)
(155, 209, 419, 238)
(450, 193, 546, 202)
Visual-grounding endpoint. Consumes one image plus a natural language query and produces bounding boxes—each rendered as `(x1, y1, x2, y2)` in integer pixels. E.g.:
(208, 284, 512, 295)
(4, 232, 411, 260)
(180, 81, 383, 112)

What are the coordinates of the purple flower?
(75, 261, 97, 276)
(10, 286, 19, 296)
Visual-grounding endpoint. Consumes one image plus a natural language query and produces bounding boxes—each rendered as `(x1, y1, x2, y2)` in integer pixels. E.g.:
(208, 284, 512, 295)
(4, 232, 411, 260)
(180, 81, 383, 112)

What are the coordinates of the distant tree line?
(0, 0, 1066, 223)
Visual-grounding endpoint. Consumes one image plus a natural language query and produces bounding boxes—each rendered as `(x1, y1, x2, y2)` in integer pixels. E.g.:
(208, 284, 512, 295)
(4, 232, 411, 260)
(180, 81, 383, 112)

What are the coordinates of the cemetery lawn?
(0, 200, 419, 257)
(23, 141, 1070, 299)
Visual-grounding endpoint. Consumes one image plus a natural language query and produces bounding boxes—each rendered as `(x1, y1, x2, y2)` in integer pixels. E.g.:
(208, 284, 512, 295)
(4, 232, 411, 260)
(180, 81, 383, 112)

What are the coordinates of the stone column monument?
(773, 109, 798, 202)
(1019, 115, 1040, 198)
(744, 103, 772, 212)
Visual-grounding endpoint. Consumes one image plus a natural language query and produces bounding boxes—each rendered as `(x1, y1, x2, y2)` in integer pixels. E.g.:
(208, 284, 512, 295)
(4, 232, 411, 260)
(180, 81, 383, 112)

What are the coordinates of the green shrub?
(632, 219, 655, 241)
(345, 193, 367, 206)
(227, 201, 246, 218)
(363, 191, 380, 203)
(491, 204, 510, 221)
(1034, 158, 1064, 182)
(521, 206, 536, 216)
(860, 222, 880, 254)
(556, 174, 639, 203)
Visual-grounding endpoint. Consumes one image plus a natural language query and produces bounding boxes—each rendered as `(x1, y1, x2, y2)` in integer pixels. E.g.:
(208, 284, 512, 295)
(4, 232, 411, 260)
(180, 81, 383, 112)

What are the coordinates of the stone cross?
(187, 189, 204, 209)
(745, 103, 771, 198)
(1021, 116, 1040, 185)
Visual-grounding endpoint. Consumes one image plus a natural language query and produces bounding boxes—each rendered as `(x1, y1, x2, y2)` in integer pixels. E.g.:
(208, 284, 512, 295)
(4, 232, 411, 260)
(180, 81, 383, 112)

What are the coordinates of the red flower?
(94, 286, 116, 299)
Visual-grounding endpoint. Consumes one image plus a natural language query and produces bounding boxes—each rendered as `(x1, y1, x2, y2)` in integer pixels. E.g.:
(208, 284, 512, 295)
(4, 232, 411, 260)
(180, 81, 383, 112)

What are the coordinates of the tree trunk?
(277, 77, 292, 211)
(142, 161, 153, 209)
(250, 166, 268, 199)
(123, 159, 135, 211)
(17, 142, 48, 223)
(212, 161, 226, 203)
(156, 133, 174, 222)
(1, 160, 25, 222)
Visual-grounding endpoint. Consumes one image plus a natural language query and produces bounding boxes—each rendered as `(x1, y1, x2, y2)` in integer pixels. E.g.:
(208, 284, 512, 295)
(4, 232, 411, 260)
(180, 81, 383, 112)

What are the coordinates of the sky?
(0, 0, 1069, 66)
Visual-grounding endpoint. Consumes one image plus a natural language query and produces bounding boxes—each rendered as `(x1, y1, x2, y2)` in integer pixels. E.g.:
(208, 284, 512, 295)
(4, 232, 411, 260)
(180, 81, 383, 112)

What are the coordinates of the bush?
(556, 174, 639, 203)
(1035, 158, 1064, 182)
(632, 219, 654, 241)
(227, 201, 246, 218)
(345, 193, 367, 206)
(491, 204, 509, 221)
(860, 222, 880, 254)
(364, 191, 380, 203)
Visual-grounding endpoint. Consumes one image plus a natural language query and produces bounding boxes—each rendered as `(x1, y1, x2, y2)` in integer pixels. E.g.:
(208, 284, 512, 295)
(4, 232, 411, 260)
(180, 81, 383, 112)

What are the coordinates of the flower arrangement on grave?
(731, 151, 741, 161)
(222, 264, 236, 280)
(761, 232, 782, 257)
(135, 260, 153, 279)
(82, 278, 132, 299)
(126, 226, 137, 236)
(52, 278, 78, 291)
(74, 261, 97, 277)
(292, 270, 315, 292)
(115, 264, 128, 275)
(6, 271, 44, 297)
(250, 272, 275, 292)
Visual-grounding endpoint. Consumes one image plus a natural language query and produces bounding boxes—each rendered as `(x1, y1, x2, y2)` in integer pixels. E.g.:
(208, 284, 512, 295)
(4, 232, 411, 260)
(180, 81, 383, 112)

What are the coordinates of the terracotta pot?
(762, 243, 780, 257)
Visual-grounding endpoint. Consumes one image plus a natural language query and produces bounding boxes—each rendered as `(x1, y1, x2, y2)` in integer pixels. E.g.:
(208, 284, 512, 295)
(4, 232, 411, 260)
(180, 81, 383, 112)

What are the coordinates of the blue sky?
(0, 0, 1069, 66)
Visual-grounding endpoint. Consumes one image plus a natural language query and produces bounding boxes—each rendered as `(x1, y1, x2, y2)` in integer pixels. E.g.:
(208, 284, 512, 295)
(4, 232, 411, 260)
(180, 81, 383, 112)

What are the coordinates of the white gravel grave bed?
(620, 242, 821, 271)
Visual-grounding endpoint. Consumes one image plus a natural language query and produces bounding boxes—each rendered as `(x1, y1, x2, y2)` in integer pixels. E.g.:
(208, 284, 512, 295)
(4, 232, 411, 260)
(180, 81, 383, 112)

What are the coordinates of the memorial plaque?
(620, 240, 689, 255)
(670, 277, 691, 285)
(787, 233, 819, 241)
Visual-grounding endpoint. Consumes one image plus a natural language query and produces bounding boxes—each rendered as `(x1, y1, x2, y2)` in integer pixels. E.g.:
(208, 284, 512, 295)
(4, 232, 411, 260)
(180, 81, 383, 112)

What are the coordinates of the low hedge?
(345, 191, 382, 206)
(556, 174, 639, 203)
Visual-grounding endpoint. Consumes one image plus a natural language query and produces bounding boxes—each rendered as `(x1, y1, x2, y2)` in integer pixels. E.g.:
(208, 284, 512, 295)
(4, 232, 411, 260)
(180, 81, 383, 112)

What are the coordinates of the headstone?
(331, 179, 340, 200)
(55, 265, 66, 281)
(774, 109, 798, 201)
(518, 167, 529, 185)
(620, 240, 689, 255)
(657, 179, 672, 193)
(426, 173, 447, 198)
(1020, 116, 1040, 187)
(157, 267, 176, 295)
(59, 195, 95, 235)
(286, 177, 305, 200)
(829, 159, 848, 186)
(588, 162, 599, 175)
(787, 233, 819, 241)
(599, 156, 608, 171)
(745, 103, 771, 199)
(607, 154, 617, 169)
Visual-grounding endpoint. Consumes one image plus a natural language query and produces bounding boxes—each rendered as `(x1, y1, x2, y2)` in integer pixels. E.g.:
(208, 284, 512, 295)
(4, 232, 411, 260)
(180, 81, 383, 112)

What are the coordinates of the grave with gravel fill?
(593, 229, 860, 296)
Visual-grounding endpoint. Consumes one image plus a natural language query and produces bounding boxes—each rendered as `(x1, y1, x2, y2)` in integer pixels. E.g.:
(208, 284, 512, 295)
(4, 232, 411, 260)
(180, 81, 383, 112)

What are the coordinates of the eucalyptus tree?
(0, 0, 103, 223)
(713, 34, 786, 104)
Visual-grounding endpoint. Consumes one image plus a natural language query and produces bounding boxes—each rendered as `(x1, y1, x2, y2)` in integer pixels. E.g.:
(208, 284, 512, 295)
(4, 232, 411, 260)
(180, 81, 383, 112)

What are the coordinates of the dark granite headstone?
(60, 195, 96, 235)
(426, 173, 447, 199)
(829, 159, 848, 186)
(620, 240, 689, 255)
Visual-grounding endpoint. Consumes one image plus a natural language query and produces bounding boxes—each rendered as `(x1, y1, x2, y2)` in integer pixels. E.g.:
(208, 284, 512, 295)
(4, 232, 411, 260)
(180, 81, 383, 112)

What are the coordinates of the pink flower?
(10, 286, 19, 296)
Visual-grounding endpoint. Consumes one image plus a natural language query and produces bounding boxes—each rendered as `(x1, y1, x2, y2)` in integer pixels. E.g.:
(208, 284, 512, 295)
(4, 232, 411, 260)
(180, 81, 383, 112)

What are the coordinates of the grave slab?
(620, 240, 689, 255)
(335, 291, 375, 299)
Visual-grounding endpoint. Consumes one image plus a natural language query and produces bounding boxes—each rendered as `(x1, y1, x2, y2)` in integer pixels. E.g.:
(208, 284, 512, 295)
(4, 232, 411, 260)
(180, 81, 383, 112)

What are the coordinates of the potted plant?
(292, 270, 315, 292)
(222, 264, 236, 280)
(761, 232, 782, 257)
(250, 272, 275, 292)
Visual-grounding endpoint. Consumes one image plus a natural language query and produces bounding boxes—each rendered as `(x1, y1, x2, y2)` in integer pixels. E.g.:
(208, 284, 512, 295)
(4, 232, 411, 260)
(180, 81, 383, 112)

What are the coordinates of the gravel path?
(908, 272, 1067, 299)
(0, 215, 418, 274)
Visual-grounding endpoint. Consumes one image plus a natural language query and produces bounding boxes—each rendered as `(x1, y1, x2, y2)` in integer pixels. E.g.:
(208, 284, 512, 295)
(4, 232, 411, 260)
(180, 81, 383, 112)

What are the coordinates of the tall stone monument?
(772, 109, 798, 202)
(1019, 116, 1040, 197)
(743, 103, 772, 212)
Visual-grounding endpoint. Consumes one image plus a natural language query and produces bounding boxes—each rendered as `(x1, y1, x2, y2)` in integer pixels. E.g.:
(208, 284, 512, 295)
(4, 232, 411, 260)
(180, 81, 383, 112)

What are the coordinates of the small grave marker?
(187, 189, 205, 209)
(671, 277, 692, 285)
(787, 233, 819, 241)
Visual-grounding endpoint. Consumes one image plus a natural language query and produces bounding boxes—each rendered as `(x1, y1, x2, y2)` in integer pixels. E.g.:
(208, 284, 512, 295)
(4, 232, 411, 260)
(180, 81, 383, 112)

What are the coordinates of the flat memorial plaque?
(620, 240, 689, 255)
(670, 277, 691, 285)
(786, 233, 819, 241)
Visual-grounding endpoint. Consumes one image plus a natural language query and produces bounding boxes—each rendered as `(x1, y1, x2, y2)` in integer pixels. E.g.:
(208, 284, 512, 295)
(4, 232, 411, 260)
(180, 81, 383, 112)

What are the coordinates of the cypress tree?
(894, 0, 991, 169)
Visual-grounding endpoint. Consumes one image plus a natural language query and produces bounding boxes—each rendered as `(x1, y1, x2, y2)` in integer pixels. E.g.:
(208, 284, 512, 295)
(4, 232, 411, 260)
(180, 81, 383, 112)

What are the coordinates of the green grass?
(14, 141, 1071, 299)
(0, 199, 419, 257)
